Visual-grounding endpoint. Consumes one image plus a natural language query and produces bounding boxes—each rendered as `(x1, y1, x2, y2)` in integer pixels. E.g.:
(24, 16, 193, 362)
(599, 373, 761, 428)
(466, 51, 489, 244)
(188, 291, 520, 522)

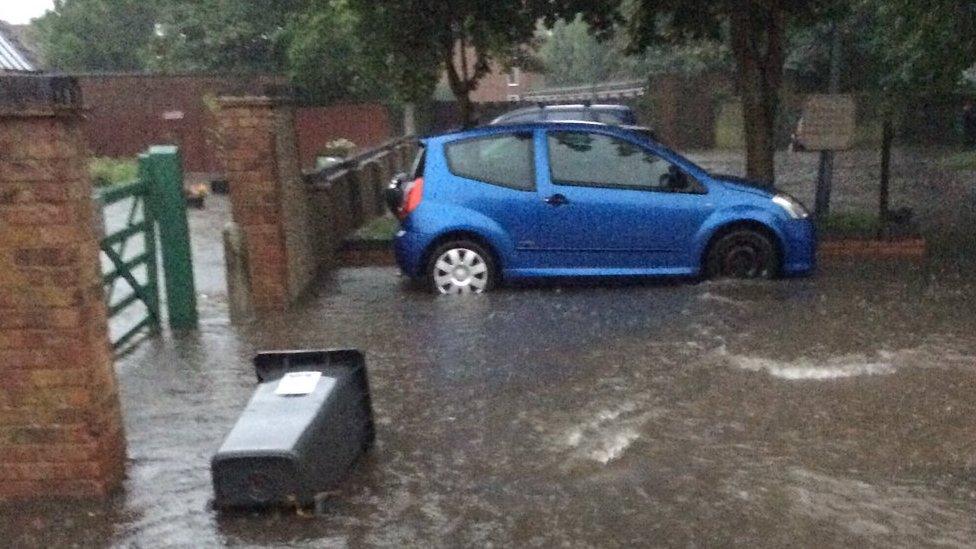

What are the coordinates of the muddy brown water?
(3, 256, 976, 548)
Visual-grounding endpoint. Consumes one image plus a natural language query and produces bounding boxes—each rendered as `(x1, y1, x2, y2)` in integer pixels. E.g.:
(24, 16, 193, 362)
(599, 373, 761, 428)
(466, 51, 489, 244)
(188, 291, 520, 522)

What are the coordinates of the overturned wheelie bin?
(211, 349, 375, 509)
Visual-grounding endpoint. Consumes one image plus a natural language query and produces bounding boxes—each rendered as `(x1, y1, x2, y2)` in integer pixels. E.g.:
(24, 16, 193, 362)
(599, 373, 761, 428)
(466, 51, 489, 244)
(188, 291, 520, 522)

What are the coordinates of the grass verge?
(90, 157, 138, 187)
(351, 216, 399, 241)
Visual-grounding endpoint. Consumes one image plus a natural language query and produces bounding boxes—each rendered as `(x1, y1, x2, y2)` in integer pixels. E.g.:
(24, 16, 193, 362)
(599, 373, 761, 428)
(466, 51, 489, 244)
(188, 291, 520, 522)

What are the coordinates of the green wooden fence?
(96, 146, 198, 351)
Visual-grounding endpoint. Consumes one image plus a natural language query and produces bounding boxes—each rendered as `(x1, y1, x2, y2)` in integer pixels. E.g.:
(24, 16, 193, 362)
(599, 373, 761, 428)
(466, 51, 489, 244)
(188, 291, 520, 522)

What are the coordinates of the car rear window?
(445, 133, 535, 191)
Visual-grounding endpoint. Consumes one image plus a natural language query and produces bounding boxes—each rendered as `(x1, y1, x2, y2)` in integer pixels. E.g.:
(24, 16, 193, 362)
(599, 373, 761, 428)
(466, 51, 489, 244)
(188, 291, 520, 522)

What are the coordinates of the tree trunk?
(402, 103, 417, 135)
(729, 6, 786, 188)
(443, 37, 477, 128)
(878, 114, 894, 238)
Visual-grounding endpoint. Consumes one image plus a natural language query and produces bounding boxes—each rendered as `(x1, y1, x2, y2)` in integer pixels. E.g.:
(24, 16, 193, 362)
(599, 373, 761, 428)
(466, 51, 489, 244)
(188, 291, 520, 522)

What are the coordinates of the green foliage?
(942, 150, 976, 172)
(536, 14, 730, 87)
(859, 0, 976, 99)
(90, 157, 138, 187)
(816, 212, 883, 239)
(350, 0, 538, 117)
(150, 0, 304, 73)
(33, 0, 159, 71)
(537, 16, 620, 86)
(351, 216, 398, 241)
(146, 0, 386, 103)
(285, 1, 385, 103)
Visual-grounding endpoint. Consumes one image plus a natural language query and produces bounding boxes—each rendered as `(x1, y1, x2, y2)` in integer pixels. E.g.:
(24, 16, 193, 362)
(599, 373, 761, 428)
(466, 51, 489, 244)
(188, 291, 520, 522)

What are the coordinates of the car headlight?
(772, 194, 810, 219)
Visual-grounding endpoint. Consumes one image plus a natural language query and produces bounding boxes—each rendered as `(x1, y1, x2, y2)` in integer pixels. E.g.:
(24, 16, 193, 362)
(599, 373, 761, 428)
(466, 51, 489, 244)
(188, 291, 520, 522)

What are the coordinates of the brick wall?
(217, 93, 415, 313)
(0, 94, 126, 501)
(295, 104, 393, 170)
(216, 96, 292, 310)
(78, 74, 394, 174)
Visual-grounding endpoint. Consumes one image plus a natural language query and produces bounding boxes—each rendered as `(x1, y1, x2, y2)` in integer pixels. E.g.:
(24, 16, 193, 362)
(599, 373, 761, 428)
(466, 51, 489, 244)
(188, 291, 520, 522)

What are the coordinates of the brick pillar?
(216, 95, 317, 311)
(0, 76, 125, 501)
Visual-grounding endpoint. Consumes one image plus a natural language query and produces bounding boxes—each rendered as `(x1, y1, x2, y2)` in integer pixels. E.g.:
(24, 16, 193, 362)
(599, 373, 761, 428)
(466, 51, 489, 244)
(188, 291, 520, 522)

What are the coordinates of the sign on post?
(794, 94, 857, 151)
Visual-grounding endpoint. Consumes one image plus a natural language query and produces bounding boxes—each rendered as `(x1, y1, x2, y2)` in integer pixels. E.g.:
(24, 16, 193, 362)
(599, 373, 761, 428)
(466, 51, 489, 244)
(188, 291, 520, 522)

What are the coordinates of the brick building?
(440, 47, 542, 103)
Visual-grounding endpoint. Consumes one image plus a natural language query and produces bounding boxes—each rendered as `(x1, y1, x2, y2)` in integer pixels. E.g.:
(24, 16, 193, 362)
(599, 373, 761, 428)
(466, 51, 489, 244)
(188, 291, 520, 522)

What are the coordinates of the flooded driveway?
(4, 255, 976, 547)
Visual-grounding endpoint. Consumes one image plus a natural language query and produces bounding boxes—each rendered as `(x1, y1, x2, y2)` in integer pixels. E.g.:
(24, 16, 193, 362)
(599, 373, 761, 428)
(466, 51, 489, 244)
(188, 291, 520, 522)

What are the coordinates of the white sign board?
(796, 94, 857, 151)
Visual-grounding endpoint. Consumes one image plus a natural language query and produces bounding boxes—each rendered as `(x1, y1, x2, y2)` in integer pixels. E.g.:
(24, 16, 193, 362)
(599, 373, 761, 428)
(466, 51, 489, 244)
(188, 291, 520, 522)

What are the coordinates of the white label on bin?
(275, 371, 322, 396)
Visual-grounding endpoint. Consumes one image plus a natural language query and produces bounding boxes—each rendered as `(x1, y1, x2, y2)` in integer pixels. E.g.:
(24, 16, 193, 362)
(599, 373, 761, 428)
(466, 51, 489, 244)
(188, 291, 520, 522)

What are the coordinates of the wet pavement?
(4, 256, 976, 547)
(5, 151, 976, 547)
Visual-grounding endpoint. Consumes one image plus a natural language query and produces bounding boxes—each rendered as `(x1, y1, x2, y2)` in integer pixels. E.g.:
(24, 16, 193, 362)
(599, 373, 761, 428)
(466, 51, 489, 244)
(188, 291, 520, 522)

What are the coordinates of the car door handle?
(545, 194, 569, 207)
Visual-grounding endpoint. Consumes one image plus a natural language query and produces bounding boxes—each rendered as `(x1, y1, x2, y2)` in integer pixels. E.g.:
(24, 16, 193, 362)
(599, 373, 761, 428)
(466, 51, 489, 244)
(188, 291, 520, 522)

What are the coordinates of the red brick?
(14, 247, 80, 267)
(2, 387, 93, 409)
(0, 160, 67, 183)
(0, 406, 89, 426)
(0, 478, 110, 500)
(0, 329, 84, 350)
(2, 204, 77, 226)
(0, 424, 91, 445)
(0, 286, 83, 309)
(0, 442, 98, 463)
(0, 225, 83, 247)
(0, 308, 81, 330)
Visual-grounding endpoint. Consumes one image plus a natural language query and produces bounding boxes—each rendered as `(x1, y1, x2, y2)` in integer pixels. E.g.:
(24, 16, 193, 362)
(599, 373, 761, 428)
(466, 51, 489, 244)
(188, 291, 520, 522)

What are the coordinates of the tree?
(538, 16, 621, 86)
(351, 0, 538, 126)
(150, 0, 305, 73)
(284, 1, 387, 103)
(33, 0, 159, 71)
(857, 0, 976, 232)
(537, 15, 730, 88)
(536, 0, 839, 187)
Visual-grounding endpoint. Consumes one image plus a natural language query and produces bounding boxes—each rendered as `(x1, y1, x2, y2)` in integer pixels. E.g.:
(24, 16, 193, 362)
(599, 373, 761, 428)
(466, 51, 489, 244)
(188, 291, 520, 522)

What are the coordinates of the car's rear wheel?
(705, 229, 778, 279)
(426, 240, 497, 295)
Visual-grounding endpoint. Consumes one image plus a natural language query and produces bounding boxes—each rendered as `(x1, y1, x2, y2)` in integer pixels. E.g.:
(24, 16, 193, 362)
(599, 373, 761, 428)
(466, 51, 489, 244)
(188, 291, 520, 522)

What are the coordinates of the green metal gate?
(96, 146, 198, 351)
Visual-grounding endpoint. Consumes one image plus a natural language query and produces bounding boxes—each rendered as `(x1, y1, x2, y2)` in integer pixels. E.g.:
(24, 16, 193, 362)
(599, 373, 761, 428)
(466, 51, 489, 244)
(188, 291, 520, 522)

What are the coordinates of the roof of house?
(0, 21, 39, 73)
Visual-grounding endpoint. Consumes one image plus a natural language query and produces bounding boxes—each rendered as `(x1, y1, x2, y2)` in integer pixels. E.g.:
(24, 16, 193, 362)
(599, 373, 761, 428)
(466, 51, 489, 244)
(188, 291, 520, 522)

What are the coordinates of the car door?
(534, 129, 714, 271)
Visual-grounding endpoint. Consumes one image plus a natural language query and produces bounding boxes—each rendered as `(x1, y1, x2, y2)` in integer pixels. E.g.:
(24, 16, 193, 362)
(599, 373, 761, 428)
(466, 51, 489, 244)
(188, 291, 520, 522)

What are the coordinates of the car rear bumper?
(394, 229, 430, 279)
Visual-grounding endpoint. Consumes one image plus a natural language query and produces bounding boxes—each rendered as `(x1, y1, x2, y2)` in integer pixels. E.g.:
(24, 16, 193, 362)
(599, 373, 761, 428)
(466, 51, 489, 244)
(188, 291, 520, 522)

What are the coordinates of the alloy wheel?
(432, 248, 489, 294)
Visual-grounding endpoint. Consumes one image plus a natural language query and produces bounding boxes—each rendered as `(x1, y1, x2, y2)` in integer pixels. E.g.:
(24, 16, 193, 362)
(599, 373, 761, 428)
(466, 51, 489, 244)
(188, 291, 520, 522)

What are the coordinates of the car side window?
(547, 131, 697, 192)
(445, 133, 535, 191)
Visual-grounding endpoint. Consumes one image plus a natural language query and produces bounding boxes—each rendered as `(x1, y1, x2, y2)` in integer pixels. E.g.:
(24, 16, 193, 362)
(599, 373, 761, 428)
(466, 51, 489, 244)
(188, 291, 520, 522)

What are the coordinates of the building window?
(507, 68, 520, 87)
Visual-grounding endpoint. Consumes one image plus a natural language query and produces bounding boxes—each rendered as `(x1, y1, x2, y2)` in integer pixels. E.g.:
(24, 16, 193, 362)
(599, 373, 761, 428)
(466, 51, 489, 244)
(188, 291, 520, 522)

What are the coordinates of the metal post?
(814, 22, 843, 220)
(137, 153, 161, 333)
(147, 145, 198, 330)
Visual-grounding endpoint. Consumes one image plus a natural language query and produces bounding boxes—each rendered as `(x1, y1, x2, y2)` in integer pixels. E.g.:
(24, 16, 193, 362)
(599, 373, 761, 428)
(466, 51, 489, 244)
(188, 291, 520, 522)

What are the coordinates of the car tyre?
(426, 240, 497, 295)
(705, 229, 778, 279)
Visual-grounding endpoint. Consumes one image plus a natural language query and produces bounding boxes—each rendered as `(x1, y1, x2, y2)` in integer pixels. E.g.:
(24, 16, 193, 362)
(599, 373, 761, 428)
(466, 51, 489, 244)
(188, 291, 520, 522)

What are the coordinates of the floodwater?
(4, 255, 976, 547)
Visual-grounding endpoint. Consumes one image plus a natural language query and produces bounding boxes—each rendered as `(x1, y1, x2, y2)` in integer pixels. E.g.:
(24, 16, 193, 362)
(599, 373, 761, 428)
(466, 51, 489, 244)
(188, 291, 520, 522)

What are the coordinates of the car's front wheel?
(705, 229, 778, 279)
(426, 240, 497, 295)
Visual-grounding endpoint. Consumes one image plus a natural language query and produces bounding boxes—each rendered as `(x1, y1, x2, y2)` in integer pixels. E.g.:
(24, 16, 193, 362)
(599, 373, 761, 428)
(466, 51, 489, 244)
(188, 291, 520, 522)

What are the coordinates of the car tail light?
(399, 177, 424, 218)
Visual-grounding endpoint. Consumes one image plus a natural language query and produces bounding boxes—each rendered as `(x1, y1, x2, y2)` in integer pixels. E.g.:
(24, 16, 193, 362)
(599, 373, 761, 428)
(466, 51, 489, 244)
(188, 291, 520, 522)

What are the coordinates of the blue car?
(388, 122, 815, 294)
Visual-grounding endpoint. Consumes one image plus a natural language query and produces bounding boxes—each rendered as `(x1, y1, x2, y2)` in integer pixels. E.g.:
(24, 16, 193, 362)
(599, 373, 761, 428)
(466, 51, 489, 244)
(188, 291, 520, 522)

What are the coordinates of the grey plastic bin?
(211, 349, 375, 508)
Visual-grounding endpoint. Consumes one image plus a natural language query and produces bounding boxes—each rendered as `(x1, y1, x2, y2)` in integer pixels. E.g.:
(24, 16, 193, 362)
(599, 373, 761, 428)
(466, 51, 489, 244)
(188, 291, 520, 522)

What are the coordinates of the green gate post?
(147, 145, 198, 330)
